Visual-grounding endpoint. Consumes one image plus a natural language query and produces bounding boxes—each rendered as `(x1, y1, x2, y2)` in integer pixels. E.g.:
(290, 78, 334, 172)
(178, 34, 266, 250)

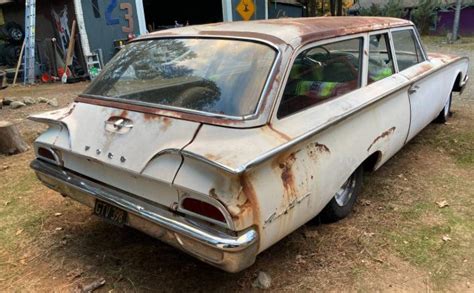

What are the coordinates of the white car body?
(30, 17, 469, 272)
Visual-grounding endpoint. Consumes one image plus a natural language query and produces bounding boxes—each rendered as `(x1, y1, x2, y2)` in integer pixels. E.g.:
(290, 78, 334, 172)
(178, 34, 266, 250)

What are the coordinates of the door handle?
(408, 85, 419, 95)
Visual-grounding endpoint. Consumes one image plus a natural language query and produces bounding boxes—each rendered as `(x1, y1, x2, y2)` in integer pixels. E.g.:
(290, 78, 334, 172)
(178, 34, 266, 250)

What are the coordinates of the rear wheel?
(320, 166, 363, 223)
(434, 92, 452, 123)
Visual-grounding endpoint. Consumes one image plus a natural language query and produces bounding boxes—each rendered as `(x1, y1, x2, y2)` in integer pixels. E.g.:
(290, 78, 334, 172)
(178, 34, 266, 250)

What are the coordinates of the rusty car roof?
(138, 17, 413, 48)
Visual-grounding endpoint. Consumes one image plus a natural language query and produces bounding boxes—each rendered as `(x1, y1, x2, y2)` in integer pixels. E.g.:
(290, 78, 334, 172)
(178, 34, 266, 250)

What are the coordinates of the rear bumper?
(30, 159, 258, 272)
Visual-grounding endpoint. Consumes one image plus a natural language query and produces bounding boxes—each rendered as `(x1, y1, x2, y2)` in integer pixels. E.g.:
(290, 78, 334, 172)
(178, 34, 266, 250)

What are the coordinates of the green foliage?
(383, 0, 404, 18)
(412, 0, 440, 35)
(359, 0, 403, 18)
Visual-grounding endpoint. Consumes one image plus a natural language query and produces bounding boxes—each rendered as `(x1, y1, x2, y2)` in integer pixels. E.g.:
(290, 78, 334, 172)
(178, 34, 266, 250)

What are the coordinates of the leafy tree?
(412, 0, 440, 34)
(359, 0, 403, 17)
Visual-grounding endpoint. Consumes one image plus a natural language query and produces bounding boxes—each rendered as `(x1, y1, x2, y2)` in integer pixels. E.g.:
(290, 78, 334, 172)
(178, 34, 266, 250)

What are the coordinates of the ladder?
(23, 0, 36, 84)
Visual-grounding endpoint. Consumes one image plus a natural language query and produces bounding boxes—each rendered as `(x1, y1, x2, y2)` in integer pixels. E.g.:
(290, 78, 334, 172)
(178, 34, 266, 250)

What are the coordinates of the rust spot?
(367, 126, 396, 152)
(118, 110, 128, 118)
(160, 117, 172, 131)
(136, 17, 411, 49)
(235, 174, 260, 230)
(262, 124, 291, 142)
(278, 153, 297, 198)
(418, 63, 433, 73)
(204, 153, 222, 162)
(313, 142, 330, 153)
(199, 30, 286, 46)
(209, 188, 218, 199)
(143, 112, 160, 120)
(58, 103, 76, 121)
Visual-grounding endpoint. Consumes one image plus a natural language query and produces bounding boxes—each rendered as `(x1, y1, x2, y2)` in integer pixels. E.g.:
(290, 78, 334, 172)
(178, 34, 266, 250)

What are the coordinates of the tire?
(0, 22, 24, 43)
(4, 44, 21, 66)
(434, 92, 452, 124)
(319, 166, 363, 223)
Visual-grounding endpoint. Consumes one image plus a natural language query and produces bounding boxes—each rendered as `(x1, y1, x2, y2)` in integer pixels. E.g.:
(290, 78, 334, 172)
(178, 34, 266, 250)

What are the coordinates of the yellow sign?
(236, 0, 255, 21)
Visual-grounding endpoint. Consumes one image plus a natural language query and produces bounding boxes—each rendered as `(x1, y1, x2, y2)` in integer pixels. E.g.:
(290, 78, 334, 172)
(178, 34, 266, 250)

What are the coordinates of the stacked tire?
(0, 22, 24, 67)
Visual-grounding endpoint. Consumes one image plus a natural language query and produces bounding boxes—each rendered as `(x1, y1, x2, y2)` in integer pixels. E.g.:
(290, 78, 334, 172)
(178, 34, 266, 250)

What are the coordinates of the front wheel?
(434, 93, 452, 123)
(319, 166, 363, 223)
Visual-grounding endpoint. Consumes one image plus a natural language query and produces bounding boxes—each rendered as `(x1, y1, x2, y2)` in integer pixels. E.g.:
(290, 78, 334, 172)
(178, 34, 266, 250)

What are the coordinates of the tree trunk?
(0, 121, 29, 155)
(452, 0, 462, 42)
(330, 0, 336, 16)
(336, 0, 343, 16)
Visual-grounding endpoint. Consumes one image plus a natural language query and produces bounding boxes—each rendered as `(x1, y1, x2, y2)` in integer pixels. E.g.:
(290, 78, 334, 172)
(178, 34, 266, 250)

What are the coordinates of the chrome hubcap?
(334, 175, 356, 207)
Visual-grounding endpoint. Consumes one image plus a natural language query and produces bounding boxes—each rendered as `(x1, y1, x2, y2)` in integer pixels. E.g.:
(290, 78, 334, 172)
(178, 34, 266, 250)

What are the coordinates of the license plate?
(94, 200, 127, 226)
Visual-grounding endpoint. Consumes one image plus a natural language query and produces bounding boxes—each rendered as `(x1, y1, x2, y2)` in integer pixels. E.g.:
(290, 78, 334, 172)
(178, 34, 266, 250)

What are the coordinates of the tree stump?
(0, 121, 29, 155)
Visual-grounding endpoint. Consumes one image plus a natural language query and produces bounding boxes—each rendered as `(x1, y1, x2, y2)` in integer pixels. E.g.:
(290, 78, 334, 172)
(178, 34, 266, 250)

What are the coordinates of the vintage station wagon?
(30, 17, 469, 272)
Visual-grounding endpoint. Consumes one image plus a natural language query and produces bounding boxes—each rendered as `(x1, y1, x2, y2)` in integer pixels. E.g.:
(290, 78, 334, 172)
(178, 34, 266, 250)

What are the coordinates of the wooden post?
(62, 20, 77, 83)
(13, 40, 26, 86)
(0, 121, 29, 155)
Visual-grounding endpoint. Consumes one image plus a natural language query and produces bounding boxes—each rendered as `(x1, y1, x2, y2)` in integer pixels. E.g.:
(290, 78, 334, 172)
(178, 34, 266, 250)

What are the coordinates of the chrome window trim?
(82, 36, 282, 123)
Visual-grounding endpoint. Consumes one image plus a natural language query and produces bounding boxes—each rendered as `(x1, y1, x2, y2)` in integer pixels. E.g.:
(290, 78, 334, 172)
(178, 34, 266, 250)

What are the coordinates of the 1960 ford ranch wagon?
(30, 17, 469, 272)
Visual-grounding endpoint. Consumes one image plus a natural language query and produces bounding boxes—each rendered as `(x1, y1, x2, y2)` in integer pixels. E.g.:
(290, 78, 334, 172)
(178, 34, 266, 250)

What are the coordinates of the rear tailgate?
(31, 102, 201, 208)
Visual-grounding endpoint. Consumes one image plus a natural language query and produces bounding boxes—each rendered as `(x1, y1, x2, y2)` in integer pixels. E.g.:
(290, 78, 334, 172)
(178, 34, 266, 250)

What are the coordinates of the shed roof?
(140, 17, 412, 48)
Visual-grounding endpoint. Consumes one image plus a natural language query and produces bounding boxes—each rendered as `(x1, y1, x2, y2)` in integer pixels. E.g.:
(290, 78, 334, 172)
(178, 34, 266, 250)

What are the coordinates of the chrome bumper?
(30, 159, 258, 272)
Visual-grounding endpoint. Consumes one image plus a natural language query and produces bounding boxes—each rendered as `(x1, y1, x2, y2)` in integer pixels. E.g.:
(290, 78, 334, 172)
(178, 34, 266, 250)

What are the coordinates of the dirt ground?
(0, 37, 473, 292)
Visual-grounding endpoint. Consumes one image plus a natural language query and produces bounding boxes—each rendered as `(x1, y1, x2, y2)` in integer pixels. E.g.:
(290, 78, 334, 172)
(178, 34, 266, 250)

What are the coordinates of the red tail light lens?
(181, 198, 226, 223)
(38, 147, 56, 161)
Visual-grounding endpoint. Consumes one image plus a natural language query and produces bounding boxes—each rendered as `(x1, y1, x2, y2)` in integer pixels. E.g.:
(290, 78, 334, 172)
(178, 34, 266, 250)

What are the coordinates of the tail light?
(37, 147, 61, 165)
(181, 197, 226, 223)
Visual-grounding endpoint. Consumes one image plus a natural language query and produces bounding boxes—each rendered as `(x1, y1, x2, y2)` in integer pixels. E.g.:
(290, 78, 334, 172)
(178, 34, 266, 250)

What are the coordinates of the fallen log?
(0, 121, 29, 155)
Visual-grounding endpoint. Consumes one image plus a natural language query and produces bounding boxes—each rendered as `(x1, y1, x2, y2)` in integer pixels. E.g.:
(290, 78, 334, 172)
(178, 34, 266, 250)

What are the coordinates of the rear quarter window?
(392, 29, 425, 71)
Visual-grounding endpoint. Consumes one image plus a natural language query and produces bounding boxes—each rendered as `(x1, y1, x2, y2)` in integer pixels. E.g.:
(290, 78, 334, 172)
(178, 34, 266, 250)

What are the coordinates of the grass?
(0, 171, 46, 251)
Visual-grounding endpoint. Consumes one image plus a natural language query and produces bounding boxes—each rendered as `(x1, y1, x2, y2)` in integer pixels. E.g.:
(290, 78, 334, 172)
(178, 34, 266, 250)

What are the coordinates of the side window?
(392, 29, 425, 71)
(368, 33, 394, 85)
(277, 38, 362, 119)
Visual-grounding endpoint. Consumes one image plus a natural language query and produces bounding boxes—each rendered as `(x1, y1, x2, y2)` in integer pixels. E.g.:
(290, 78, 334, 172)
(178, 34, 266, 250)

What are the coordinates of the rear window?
(83, 38, 277, 117)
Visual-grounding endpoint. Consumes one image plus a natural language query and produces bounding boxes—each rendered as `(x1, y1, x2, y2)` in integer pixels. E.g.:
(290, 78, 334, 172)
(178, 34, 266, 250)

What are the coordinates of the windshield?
(83, 38, 277, 117)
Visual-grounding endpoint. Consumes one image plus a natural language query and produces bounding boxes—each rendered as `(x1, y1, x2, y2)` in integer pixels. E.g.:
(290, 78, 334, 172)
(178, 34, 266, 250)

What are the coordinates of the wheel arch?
(452, 71, 463, 92)
(362, 150, 383, 172)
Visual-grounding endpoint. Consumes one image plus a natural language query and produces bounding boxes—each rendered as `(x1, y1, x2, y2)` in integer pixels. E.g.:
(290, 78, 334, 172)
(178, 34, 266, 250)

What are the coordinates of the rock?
(253, 271, 271, 289)
(37, 97, 49, 103)
(10, 101, 26, 109)
(3, 97, 15, 105)
(47, 98, 59, 107)
(22, 96, 37, 105)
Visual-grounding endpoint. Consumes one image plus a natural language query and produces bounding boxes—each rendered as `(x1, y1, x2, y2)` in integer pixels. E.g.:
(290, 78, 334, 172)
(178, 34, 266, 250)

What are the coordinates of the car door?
(391, 27, 449, 142)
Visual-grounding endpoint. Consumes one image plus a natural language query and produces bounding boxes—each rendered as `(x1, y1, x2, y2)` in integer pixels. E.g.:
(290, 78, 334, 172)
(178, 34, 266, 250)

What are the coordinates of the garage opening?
(143, 0, 223, 31)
